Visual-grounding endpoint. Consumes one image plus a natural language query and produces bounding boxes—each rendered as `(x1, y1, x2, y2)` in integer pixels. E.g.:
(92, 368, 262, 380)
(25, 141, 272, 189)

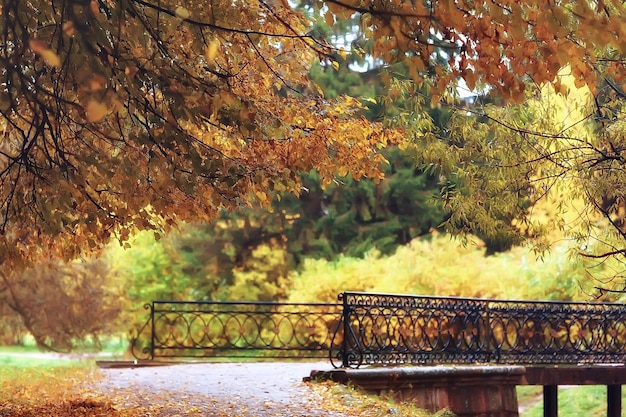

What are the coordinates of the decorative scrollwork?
(339, 292, 626, 368)
(132, 301, 343, 360)
(132, 292, 626, 367)
(130, 303, 155, 360)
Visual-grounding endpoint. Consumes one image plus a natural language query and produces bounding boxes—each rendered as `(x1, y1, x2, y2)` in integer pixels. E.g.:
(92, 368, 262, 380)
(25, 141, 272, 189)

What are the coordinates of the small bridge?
(132, 292, 626, 417)
(336, 291, 626, 367)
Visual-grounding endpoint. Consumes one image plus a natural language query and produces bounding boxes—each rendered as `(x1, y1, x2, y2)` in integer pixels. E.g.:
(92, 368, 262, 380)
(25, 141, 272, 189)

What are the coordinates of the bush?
(288, 234, 603, 303)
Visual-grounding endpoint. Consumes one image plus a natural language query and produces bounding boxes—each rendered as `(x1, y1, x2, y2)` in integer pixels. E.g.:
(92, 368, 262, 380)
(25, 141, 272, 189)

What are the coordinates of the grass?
(0, 358, 100, 412)
(0, 344, 42, 354)
(0, 345, 97, 394)
(517, 385, 543, 412)
(0, 354, 85, 369)
(0, 342, 102, 370)
(519, 385, 626, 417)
(0, 344, 132, 416)
(0, 339, 127, 414)
(0, 336, 130, 364)
(310, 381, 453, 417)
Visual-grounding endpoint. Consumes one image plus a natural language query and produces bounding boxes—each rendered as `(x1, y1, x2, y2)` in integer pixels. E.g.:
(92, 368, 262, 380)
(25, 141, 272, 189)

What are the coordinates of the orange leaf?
(85, 100, 108, 123)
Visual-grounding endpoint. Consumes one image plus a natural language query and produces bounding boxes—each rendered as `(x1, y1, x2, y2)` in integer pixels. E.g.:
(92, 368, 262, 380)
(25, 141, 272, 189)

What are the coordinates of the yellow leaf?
(41, 50, 62, 68)
(331, 61, 339, 71)
(255, 190, 267, 201)
(220, 90, 239, 107)
(175, 6, 190, 19)
(85, 100, 108, 123)
(327, 1, 355, 19)
(29, 40, 61, 68)
(551, 7, 569, 27)
(204, 39, 220, 67)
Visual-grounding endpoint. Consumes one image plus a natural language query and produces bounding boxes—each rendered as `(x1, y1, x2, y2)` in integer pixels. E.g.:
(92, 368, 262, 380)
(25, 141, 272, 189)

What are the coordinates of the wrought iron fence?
(131, 300, 344, 361)
(130, 292, 626, 368)
(336, 292, 626, 368)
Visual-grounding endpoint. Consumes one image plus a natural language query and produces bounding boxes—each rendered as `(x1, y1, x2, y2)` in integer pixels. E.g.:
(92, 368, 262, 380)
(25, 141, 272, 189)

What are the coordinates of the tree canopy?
(0, 0, 398, 267)
(4, 0, 626, 270)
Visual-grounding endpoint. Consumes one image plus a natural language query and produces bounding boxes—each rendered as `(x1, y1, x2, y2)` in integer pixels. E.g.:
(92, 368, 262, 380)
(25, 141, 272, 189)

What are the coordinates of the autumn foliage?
(3, 0, 626, 341)
(0, 0, 401, 270)
(321, 0, 626, 101)
(2, 399, 123, 417)
(0, 258, 122, 350)
(3, 0, 626, 269)
(7, 0, 626, 414)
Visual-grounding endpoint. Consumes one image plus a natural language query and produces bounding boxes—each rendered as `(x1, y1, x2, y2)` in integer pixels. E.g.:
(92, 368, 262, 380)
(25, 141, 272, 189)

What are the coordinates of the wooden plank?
(522, 366, 626, 385)
(309, 366, 524, 417)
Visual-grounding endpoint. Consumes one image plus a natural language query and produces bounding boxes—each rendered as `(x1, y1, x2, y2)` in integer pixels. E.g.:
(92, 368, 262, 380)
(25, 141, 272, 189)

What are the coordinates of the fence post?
(543, 385, 558, 417)
(608, 385, 621, 417)
(149, 301, 155, 360)
(486, 301, 497, 363)
(341, 293, 350, 368)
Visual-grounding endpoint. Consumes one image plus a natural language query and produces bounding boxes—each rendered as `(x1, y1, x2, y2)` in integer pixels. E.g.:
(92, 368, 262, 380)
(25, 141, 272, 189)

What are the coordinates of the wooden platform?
(310, 364, 626, 417)
(522, 364, 626, 385)
(311, 365, 524, 417)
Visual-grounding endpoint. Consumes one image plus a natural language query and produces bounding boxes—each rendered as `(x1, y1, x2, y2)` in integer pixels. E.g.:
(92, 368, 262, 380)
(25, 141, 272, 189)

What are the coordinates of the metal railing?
(131, 292, 626, 368)
(131, 300, 344, 361)
(336, 292, 626, 368)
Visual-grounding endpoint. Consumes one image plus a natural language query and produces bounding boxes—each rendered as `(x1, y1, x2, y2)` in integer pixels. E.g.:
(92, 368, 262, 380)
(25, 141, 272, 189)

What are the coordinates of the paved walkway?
(97, 361, 348, 416)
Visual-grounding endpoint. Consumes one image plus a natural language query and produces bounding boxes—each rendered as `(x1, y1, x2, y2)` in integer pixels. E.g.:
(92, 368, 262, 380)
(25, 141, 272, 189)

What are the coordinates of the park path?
(96, 361, 549, 416)
(96, 361, 352, 416)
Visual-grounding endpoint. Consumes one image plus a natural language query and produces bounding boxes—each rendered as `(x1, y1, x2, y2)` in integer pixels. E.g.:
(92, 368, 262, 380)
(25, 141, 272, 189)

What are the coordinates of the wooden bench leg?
(544, 385, 558, 417)
(607, 385, 621, 417)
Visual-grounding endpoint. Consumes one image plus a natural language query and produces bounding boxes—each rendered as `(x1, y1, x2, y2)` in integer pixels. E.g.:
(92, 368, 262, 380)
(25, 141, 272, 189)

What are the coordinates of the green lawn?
(519, 385, 624, 417)
(0, 353, 80, 369)
(0, 346, 95, 380)
(0, 344, 42, 354)
(0, 337, 129, 370)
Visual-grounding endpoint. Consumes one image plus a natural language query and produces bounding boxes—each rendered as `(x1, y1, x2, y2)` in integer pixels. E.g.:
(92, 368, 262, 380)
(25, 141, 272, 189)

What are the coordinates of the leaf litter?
(0, 364, 438, 416)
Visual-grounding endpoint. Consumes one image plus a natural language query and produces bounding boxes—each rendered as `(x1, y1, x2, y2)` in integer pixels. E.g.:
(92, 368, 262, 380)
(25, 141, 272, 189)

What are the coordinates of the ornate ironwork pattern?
(336, 292, 626, 368)
(131, 301, 344, 361)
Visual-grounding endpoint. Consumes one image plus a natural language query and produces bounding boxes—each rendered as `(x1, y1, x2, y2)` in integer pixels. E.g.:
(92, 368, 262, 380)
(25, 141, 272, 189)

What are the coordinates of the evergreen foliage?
(114, 146, 448, 305)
